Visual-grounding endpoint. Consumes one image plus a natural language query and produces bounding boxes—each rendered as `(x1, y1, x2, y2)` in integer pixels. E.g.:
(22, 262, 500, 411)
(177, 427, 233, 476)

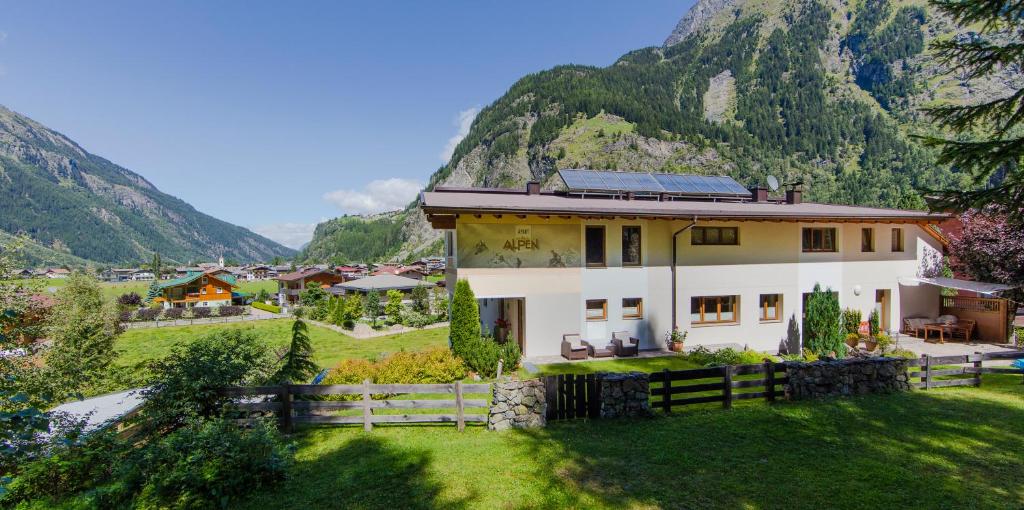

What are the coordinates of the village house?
(40, 268, 71, 279)
(421, 170, 951, 358)
(328, 274, 435, 299)
(150, 271, 237, 309)
(275, 268, 345, 306)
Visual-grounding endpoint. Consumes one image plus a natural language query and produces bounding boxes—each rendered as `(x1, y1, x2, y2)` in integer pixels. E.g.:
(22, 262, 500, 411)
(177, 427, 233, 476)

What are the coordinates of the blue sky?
(0, 1, 692, 248)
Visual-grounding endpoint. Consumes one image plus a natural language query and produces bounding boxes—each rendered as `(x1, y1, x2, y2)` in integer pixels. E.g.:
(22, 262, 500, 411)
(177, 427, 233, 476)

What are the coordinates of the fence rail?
(650, 361, 789, 413)
(541, 373, 601, 420)
(908, 351, 1024, 390)
(222, 381, 491, 432)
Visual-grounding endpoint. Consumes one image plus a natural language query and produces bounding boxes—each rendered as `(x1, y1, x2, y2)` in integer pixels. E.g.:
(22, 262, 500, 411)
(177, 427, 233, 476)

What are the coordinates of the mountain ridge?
(0, 105, 296, 265)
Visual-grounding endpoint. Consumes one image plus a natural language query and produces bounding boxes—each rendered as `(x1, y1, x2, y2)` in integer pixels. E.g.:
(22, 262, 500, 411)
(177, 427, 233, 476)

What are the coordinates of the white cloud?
(440, 107, 480, 163)
(250, 222, 317, 250)
(322, 178, 422, 215)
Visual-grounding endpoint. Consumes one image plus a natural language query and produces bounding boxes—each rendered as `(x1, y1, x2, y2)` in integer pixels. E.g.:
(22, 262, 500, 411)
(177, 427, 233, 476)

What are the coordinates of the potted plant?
(845, 333, 860, 349)
(864, 335, 879, 352)
(666, 328, 687, 352)
(875, 333, 892, 355)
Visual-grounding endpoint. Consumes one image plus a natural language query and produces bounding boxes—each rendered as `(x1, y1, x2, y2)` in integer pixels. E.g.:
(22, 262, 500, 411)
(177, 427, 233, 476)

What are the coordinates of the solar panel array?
(559, 169, 750, 197)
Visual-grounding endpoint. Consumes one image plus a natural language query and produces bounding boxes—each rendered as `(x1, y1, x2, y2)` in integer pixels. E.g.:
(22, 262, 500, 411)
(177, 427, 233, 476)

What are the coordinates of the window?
(200, 288, 207, 295)
(201, 277, 208, 285)
(861, 228, 874, 252)
(586, 299, 607, 321)
(802, 227, 837, 252)
(691, 226, 738, 245)
(891, 228, 904, 252)
(621, 226, 642, 266)
(759, 294, 782, 322)
(622, 298, 643, 319)
(215, 287, 223, 294)
(690, 295, 739, 324)
(585, 226, 606, 267)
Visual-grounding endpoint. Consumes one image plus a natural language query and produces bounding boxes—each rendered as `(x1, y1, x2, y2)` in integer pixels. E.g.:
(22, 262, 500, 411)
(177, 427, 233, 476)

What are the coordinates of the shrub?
(458, 335, 519, 378)
(888, 348, 918, 359)
(1016, 327, 1024, 348)
(384, 290, 404, 325)
(375, 348, 466, 385)
(110, 418, 290, 509)
(410, 285, 430, 314)
(868, 309, 880, 336)
(119, 310, 134, 322)
(364, 289, 382, 326)
(163, 308, 184, 319)
(845, 333, 860, 346)
(803, 284, 846, 358)
(142, 329, 274, 429)
(117, 292, 142, 307)
(875, 332, 893, 354)
(1, 431, 120, 506)
(400, 308, 434, 328)
(841, 308, 862, 336)
(801, 349, 820, 362)
(450, 279, 480, 359)
(252, 301, 281, 314)
(191, 307, 212, 319)
(136, 308, 161, 321)
(683, 346, 778, 367)
(219, 305, 244, 317)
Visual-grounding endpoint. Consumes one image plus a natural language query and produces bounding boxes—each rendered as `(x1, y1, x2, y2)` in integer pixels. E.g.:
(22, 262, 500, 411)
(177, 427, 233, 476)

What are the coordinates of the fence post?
(362, 379, 373, 432)
(455, 381, 465, 432)
(764, 361, 775, 403)
(723, 365, 734, 409)
(974, 352, 983, 387)
(279, 385, 292, 433)
(565, 374, 576, 419)
(496, 359, 504, 380)
(923, 355, 932, 390)
(662, 368, 672, 414)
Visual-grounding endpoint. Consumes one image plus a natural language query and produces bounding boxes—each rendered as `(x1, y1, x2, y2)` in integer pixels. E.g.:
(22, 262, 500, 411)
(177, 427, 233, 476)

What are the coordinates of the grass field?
(115, 320, 449, 371)
(7, 278, 279, 302)
(238, 374, 1024, 509)
(522, 355, 703, 377)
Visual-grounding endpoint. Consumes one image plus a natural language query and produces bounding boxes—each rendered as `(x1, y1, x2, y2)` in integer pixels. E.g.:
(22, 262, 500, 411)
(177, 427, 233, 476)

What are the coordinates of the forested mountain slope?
(303, 0, 1022, 263)
(0, 106, 296, 265)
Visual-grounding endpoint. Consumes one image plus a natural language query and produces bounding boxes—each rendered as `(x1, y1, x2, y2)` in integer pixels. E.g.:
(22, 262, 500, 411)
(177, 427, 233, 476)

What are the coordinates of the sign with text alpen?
(457, 223, 581, 268)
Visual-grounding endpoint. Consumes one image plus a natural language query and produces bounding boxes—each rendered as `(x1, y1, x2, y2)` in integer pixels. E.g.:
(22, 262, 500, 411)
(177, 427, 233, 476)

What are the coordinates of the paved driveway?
(898, 335, 1020, 364)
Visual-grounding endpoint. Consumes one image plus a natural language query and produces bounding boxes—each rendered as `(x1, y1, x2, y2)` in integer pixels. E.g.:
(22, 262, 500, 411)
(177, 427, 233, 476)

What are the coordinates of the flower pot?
(865, 340, 878, 352)
(845, 336, 859, 348)
(670, 341, 684, 352)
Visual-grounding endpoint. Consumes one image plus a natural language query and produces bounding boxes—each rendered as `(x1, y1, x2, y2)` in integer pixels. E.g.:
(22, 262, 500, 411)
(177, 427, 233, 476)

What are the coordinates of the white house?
(420, 170, 949, 358)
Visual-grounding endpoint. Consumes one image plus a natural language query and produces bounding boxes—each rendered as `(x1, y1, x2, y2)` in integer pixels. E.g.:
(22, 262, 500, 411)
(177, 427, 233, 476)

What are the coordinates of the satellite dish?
(767, 175, 780, 192)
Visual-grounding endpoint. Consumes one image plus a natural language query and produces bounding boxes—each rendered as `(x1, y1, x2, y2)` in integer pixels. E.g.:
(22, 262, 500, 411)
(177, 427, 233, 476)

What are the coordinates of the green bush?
(888, 348, 918, 359)
(400, 308, 434, 328)
(875, 332, 893, 354)
(142, 329, 274, 430)
(803, 284, 846, 358)
(109, 418, 290, 509)
(683, 346, 778, 367)
(252, 301, 281, 314)
(410, 285, 430, 314)
(868, 309, 880, 337)
(841, 308, 862, 335)
(1, 431, 119, 505)
(450, 279, 481, 359)
(458, 335, 521, 378)
(375, 348, 466, 385)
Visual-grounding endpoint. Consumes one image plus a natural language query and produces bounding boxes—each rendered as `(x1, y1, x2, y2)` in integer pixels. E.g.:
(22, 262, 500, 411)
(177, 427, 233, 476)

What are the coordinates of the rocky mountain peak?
(664, 0, 739, 46)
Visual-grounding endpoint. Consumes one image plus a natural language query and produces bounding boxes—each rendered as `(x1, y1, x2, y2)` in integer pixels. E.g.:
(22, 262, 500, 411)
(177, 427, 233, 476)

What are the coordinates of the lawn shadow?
(238, 432, 473, 510)
(510, 376, 1024, 509)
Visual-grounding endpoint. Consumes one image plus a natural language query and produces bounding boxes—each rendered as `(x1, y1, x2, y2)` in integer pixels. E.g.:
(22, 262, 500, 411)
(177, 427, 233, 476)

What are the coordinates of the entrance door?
(875, 289, 891, 333)
(503, 298, 525, 353)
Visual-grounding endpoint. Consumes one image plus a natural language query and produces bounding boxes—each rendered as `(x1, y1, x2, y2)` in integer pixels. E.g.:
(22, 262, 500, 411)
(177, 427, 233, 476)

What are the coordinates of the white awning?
(898, 276, 1016, 296)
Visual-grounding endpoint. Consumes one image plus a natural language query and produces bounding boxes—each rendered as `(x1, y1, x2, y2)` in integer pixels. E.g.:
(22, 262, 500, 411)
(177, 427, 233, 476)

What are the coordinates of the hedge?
(252, 302, 282, 314)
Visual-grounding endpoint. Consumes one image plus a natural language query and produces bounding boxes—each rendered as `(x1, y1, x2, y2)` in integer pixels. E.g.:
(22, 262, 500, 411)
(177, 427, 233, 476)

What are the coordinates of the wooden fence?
(222, 381, 491, 432)
(909, 351, 1024, 389)
(650, 361, 789, 413)
(940, 296, 1010, 343)
(541, 373, 601, 420)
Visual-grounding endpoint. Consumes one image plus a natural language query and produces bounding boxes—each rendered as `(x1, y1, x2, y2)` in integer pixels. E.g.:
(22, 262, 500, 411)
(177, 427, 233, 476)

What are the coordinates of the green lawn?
(115, 320, 449, 370)
(522, 355, 703, 377)
(239, 374, 1024, 509)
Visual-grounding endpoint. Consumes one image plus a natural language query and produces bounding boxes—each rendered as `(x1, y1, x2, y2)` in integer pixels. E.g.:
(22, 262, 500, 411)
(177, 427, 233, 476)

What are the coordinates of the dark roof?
(338, 274, 436, 292)
(275, 268, 340, 282)
(155, 271, 237, 291)
(420, 189, 949, 222)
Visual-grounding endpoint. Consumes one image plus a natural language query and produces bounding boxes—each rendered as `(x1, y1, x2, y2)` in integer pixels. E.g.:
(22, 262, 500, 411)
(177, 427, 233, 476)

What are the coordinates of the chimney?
(749, 187, 768, 202)
(786, 188, 802, 205)
(526, 181, 541, 195)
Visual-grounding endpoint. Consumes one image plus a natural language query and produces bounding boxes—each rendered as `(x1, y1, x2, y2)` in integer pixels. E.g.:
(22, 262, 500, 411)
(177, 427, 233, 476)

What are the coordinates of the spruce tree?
(803, 283, 846, 357)
(920, 0, 1024, 222)
(276, 315, 319, 383)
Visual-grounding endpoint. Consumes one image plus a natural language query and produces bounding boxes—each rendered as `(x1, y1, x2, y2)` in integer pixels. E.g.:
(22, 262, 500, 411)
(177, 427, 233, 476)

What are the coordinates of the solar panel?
(558, 169, 749, 198)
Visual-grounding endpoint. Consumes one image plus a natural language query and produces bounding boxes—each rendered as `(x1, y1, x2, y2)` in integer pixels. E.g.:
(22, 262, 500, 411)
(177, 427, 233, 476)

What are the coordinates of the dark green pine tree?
(276, 315, 319, 383)
(920, 0, 1024, 223)
(151, 252, 162, 280)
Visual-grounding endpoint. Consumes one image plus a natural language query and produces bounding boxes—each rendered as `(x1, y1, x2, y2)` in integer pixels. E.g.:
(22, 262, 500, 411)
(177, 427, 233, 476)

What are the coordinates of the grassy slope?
(240, 374, 1024, 509)
(115, 320, 449, 370)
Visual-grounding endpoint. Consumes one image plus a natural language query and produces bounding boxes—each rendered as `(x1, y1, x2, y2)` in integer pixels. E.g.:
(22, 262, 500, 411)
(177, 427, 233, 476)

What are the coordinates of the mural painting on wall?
(459, 223, 581, 268)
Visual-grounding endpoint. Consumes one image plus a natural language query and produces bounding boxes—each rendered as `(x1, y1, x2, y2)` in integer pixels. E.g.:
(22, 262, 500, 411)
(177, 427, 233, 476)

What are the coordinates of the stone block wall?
(488, 380, 546, 431)
(785, 357, 911, 400)
(598, 372, 652, 418)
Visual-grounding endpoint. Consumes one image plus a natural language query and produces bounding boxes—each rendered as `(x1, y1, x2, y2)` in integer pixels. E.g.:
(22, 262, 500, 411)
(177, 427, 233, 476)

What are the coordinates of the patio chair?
(582, 339, 615, 358)
(903, 316, 937, 338)
(561, 334, 588, 361)
(611, 331, 639, 357)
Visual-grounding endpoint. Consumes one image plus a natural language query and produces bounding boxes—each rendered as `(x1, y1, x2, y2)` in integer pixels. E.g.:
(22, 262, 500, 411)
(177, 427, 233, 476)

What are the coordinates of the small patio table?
(923, 322, 971, 343)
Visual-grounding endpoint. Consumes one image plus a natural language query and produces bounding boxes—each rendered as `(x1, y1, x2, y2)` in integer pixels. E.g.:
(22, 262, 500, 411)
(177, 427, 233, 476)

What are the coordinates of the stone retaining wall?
(488, 380, 546, 431)
(598, 372, 652, 418)
(785, 357, 911, 400)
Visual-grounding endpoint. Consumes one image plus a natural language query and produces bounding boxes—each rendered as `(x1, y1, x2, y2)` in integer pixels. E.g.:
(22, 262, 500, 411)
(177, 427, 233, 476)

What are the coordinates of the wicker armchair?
(583, 339, 615, 358)
(561, 334, 587, 360)
(612, 331, 639, 357)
